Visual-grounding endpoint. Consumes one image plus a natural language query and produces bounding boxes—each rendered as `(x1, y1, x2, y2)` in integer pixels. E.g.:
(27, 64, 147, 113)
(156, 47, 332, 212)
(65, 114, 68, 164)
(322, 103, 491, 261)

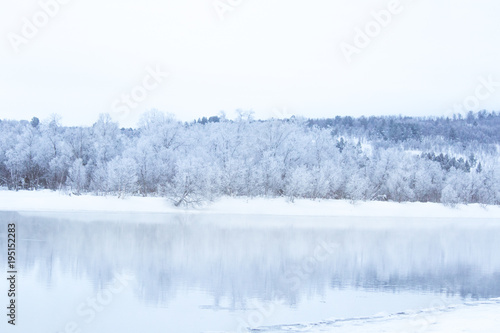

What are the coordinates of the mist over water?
(0, 212, 499, 332)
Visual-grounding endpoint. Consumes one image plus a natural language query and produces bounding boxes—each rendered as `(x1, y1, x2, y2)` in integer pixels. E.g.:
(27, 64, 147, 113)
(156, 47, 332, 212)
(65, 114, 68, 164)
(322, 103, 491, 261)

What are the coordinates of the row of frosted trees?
(0, 111, 499, 206)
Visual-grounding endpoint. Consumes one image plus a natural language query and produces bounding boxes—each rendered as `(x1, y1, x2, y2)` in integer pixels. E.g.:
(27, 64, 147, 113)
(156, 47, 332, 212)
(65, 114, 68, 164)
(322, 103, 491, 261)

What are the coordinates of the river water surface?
(0, 211, 499, 332)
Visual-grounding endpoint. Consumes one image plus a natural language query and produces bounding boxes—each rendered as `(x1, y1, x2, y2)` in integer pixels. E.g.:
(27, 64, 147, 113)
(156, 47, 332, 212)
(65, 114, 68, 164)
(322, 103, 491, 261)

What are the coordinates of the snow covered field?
(1, 189, 500, 219)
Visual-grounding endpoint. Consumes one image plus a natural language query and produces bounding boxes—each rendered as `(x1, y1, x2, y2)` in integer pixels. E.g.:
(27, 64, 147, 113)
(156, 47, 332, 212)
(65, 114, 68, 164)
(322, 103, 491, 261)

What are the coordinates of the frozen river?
(0, 211, 499, 332)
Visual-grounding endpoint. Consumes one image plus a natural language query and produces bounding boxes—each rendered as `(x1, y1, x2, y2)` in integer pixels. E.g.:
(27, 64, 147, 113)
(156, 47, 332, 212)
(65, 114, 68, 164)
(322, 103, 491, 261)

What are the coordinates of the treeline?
(0, 110, 499, 206)
(308, 110, 500, 152)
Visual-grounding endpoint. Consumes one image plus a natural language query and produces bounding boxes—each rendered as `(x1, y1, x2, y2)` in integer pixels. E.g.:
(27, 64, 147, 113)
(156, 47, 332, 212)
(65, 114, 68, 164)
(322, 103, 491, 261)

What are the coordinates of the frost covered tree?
(5, 125, 42, 189)
(37, 115, 72, 189)
(130, 138, 162, 195)
(107, 157, 138, 197)
(89, 162, 108, 195)
(345, 173, 370, 202)
(385, 155, 415, 202)
(0, 110, 499, 205)
(67, 158, 87, 195)
(441, 184, 460, 207)
(91, 113, 122, 164)
(287, 166, 314, 201)
(162, 156, 212, 207)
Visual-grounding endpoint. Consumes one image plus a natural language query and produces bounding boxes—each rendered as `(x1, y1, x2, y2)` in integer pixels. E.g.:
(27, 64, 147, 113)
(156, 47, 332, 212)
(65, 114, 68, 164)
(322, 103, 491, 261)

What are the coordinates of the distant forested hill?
(307, 110, 500, 150)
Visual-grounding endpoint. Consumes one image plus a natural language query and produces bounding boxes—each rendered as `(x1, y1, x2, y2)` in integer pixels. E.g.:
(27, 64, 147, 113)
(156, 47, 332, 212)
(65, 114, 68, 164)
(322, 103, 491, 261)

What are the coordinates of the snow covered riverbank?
(259, 299, 500, 333)
(0, 189, 499, 218)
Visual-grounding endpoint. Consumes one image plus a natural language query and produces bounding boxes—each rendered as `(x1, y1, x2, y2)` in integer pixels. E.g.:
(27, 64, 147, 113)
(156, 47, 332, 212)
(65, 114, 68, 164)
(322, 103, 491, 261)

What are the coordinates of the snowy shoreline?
(260, 299, 500, 333)
(1, 189, 500, 218)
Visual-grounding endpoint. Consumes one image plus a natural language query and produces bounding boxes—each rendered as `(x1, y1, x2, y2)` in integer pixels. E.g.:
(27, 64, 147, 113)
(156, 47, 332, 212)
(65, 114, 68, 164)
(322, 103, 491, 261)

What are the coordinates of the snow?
(257, 299, 500, 333)
(0, 189, 500, 218)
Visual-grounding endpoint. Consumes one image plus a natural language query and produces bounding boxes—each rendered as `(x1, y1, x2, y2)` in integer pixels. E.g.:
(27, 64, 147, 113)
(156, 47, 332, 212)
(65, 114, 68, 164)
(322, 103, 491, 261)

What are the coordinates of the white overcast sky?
(1, 0, 500, 127)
